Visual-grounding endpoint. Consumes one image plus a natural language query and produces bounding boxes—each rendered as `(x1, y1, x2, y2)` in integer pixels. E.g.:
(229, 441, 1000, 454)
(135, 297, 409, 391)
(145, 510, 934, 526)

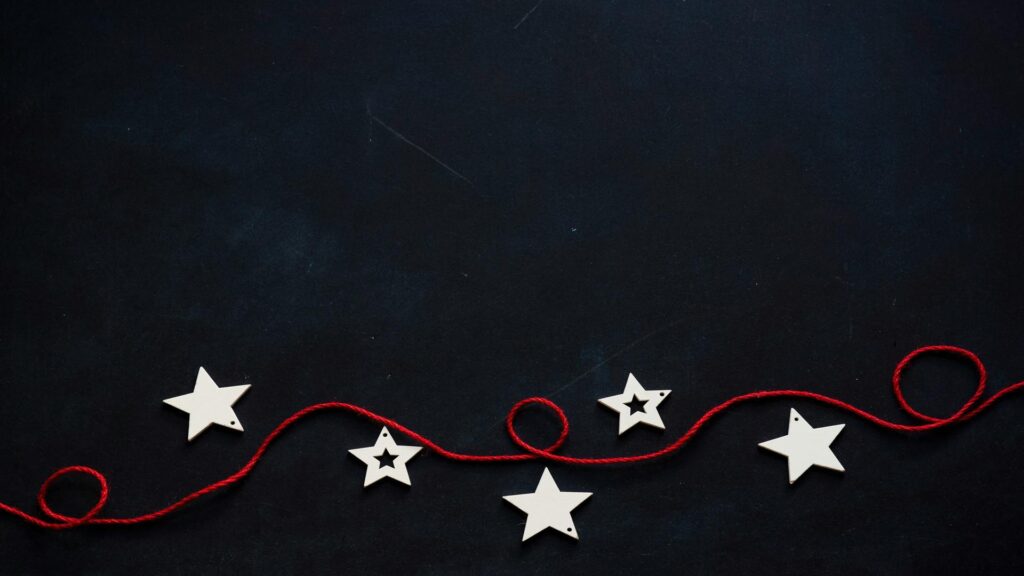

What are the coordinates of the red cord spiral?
(1, 345, 1021, 530)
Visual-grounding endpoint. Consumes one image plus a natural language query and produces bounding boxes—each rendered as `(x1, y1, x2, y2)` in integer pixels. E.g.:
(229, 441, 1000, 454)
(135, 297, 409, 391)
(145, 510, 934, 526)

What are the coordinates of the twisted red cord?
(1, 345, 1021, 530)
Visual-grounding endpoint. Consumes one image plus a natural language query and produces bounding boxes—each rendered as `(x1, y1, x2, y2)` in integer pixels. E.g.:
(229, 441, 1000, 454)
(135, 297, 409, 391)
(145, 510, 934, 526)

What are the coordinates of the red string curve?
(1, 345, 1021, 530)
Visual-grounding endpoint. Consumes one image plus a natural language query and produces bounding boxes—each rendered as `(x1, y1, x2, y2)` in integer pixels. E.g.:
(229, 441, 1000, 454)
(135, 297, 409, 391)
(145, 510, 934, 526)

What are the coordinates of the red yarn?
(1, 345, 1021, 530)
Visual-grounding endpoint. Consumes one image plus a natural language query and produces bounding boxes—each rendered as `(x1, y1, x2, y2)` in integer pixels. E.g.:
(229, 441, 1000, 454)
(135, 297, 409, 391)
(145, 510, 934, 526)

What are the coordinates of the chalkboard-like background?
(2, 1, 1022, 574)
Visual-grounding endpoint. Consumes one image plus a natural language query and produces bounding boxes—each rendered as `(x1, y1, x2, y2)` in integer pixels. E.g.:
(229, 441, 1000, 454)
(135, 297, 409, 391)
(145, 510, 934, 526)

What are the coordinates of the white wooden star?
(163, 367, 250, 441)
(758, 408, 845, 484)
(348, 426, 422, 487)
(597, 373, 671, 434)
(503, 468, 592, 541)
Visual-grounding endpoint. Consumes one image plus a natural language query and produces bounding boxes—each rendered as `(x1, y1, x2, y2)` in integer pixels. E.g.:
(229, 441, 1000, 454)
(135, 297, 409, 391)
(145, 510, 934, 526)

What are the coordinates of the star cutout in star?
(598, 373, 671, 434)
(375, 448, 398, 469)
(503, 468, 592, 542)
(349, 426, 422, 487)
(624, 395, 648, 415)
(758, 408, 845, 484)
(163, 367, 250, 441)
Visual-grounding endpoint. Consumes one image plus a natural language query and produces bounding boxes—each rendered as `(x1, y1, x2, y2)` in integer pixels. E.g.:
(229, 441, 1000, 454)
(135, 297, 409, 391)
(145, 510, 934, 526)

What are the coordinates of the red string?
(1, 345, 1021, 530)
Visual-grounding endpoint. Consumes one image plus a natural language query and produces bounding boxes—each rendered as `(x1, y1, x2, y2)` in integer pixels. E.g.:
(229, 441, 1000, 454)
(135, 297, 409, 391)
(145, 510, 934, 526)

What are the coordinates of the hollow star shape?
(503, 468, 592, 542)
(163, 367, 250, 441)
(348, 426, 422, 487)
(758, 408, 845, 484)
(597, 373, 671, 434)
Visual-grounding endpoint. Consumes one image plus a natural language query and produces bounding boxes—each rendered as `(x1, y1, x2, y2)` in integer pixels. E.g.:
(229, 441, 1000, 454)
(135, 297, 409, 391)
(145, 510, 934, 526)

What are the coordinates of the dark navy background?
(2, 1, 1023, 574)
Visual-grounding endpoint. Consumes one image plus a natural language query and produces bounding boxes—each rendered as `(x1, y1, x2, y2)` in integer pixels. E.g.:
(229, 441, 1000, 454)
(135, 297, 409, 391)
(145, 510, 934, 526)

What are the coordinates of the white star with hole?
(758, 408, 845, 484)
(597, 373, 671, 434)
(503, 467, 592, 541)
(163, 367, 250, 441)
(348, 426, 422, 487)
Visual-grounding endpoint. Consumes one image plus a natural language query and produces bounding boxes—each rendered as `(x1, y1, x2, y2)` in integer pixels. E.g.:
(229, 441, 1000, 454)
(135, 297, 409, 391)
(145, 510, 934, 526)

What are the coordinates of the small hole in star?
(230, 421, 236, 425)
(383, 432, 388, 437)
(660, 392, 666, 397)
(567, 527, 572, 531)
(793, 417, 798, 421)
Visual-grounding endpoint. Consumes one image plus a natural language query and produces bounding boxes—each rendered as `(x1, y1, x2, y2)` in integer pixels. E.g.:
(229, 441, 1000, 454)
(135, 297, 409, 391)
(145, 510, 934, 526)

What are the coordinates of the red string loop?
(504, 397, 571, 458)
(35, 466, 109, 529)
(891, 345, 987, 424)
(0, 345, 1020, 530)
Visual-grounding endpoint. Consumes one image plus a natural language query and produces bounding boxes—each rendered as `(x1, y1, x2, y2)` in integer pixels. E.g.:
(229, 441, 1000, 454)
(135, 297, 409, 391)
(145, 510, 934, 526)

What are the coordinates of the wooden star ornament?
(349, 426, 422, 487)
(598, 373, 671, 434)
(758, 408, 845, 484)
(503, 468, 592, 541)
(163, 367, 250, 441)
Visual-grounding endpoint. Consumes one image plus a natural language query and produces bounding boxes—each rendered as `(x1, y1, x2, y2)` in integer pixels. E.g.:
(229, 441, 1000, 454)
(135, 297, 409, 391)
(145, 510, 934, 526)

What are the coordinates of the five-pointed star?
(163, 367, 250, 441)
(758, 408, 845, 484)
(598, 373, 671, 434)
(348, 426, 422, 487)
(503, 468, 592, 541)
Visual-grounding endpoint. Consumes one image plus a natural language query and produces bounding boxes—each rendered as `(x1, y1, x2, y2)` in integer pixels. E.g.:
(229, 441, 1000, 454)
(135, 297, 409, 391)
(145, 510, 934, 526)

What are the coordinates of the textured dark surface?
(2, 1, 1023, 574)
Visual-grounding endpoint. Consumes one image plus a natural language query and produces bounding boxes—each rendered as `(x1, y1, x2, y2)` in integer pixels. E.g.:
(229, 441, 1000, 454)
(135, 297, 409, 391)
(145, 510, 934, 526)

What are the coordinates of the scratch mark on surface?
(365, 100, 374, 144)
(369, 115, 472, 185)
(513, 0, 546, 30)
(543, 315, 689, 399)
